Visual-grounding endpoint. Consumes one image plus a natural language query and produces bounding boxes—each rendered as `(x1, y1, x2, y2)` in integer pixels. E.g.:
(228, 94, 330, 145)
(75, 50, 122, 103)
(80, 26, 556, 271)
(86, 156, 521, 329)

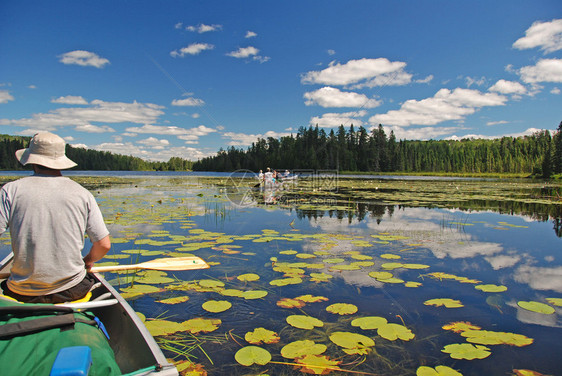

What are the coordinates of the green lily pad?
(351, 316, 388, 330)
(235, 346, 271, 366)
(280, 340, 327, 359)
(245, 327, 280, 345)
(381, 262, 404, 270)
(461, 330, 533, 346)
(286, 315, 324, 329)
(368, 271, 394, 280)
(424, 298, 464, 308)
(546, 298, 562, 307)
(242, 290, 268, 300)
(329, 264, 361, 271)
(157, 296, 190, 304)
(237, 273, 260, 282)
(145, 319, 184, 337)
(324, 258, 346, 264)
(202, 300, 232, 313)
(198, 279, 225, 288)
(416, 365, 463, 376)
(517, 301, 555, 314)
(295, 294, 328, 303)
(441, 343, 491, 360)
(326, 303, 358, 315)
(377, 323, 415, 341)
(475, 284, 507, 293)
(380, 253, 401, 259)
(402, 263, 430, 269)
(183, 318, 221, 333)
(270, 277, 303, 286)
(329, 331, 375, 354)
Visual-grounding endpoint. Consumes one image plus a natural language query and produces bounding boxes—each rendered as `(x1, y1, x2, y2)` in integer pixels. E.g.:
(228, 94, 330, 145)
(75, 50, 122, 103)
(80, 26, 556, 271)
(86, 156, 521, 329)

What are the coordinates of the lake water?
(1, 174, 561, 375)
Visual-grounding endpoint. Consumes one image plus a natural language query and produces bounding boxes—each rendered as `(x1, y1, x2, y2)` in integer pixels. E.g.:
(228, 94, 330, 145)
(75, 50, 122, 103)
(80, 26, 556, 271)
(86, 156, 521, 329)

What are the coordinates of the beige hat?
(15, 132, 77, 170)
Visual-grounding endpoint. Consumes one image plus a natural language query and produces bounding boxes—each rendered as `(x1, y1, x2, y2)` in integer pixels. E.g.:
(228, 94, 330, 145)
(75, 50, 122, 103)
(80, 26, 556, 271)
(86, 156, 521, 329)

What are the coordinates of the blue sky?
(1, 1, 561, 162)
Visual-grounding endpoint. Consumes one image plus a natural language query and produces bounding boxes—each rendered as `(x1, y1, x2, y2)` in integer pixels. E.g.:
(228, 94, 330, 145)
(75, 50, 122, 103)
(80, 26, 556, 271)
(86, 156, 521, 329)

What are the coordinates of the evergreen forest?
(193, 122, 562, 178)
(0, 134, 193, 171)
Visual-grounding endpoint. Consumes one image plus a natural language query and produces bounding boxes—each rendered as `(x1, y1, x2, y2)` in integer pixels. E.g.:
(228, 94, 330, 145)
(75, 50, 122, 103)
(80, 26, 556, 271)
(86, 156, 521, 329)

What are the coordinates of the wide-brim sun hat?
(15, 131, 77, 170)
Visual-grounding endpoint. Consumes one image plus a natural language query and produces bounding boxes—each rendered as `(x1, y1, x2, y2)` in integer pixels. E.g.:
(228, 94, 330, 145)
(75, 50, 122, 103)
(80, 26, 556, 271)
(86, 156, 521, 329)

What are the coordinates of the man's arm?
(83, 235, 111, 270)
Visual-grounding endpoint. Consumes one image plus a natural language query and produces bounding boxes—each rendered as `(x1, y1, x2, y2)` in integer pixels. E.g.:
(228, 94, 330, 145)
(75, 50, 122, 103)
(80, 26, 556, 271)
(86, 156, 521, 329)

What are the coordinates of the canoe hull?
(0, 253, 178, 376)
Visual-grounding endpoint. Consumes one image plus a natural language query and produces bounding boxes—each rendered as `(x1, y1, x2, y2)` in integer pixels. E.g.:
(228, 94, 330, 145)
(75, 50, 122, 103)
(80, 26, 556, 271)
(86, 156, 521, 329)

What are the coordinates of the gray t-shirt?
(0, 174, 109, 296)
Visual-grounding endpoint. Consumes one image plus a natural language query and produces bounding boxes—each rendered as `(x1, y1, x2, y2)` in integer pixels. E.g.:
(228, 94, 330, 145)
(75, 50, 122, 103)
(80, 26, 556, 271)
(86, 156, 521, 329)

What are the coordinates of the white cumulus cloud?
(51, 95, 88, 105)
(186, 23, 222, 33)
(75, 124, 115, 133)
(488, 79, 527, 95)
(172, 97, 205, 106)
(58, 50, 110, 68)
(171, 43, 214, 57)
(304, 87, 381, 108)
(369, 88, 507, 127)
(0, 90, 14, 104)
(301, 58, 410, 87)
(310, 111, 368, 128)
(518, 58, 562, 83)
(513, 19, 562, 53)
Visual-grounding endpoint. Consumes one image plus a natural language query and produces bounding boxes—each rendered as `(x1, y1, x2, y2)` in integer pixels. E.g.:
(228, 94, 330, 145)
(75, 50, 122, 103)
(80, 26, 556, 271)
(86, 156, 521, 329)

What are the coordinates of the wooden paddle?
(0, 256, 209, 279)
(91, 256, 210, 273)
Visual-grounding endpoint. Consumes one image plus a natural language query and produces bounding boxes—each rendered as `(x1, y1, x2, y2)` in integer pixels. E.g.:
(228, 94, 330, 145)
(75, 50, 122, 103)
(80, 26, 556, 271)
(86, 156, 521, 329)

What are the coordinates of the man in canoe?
(0, 132, 111, 303)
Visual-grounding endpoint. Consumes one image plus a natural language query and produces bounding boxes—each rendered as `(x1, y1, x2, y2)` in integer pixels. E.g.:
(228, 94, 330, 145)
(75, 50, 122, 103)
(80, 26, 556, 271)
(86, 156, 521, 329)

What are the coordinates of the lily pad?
(424, 298, 464, 308)
(242, 290, 268, 300)
(281, 340, 327, 359)
(416, 365, 463, 376)
(245, 327, 280, 345)
(202, 300, 232, 313)
(184, 318, 221, 334)
(286, 315, 324, 330)
(441, 343, 491, 360)
(517, 301, 555, 314)
(461, 330, 533, 346)
(145, 319, 184, 337)
(295, 294, 328, 303)
(270, 277, 303, 286)
(237, 273, 260, 282)
(546, 298, 562, 307)
(326, 303, 358, 315)
(368, 271, 394, 280)
(442, 321, 481, 333)
(351, 316, 388, 330)
(277, 298, 306, 308)
(157, 296, 190, 304)
(377, 323, 415, 341)
(329, 331, 375, 354)
(235, 346, 271, 366)
(295, 354, 341, 375)
(475, 284, 507, 293)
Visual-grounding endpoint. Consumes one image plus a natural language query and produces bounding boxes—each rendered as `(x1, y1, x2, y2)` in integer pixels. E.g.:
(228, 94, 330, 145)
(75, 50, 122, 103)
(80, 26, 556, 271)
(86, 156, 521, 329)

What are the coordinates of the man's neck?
(33, 165, 62, 176)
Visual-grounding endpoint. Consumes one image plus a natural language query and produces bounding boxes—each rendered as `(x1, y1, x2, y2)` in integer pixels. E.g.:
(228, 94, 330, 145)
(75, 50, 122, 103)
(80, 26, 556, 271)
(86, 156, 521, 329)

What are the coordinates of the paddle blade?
(91, 256, 209, 273)
(138, 256, 210, 271)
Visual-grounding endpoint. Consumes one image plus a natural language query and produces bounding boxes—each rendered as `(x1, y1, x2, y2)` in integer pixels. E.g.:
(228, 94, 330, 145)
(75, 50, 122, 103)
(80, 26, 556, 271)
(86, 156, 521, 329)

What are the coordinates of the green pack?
(0, 298, 121, 376)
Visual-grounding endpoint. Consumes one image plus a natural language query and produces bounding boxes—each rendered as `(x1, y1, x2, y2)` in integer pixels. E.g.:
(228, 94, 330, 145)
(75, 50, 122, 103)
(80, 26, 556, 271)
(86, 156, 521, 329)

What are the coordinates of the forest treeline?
(0, 134, 193, 171)
(193, 122, 562, 177)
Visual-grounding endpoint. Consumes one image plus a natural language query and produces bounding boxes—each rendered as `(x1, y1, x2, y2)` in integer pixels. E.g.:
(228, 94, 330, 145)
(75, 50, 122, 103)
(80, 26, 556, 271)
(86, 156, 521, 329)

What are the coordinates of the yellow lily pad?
(157, 296, 190, 304)
(517, 301, 555, 314)
(441, 343, 491, 360)
(424, 298, 464, 308)
(202, 300, 232, 313)
(546, 298, 562, 307)
(416, 365, 462, 376)
(326, 303, 358, 315)
(281, 340, 327, 359)
(380, 253, 401, 259)
(461, 330, 533, 346)
(270, 277, 303, 286)
(245, 327, 280, 345)
(295, 354, 342, 375)
(474, 284, 508, 293)
(277, 298, 306, 308)
(242, 290, 268, 300)
(351, 316, 388, 330)
(184, 318, 221, 333)
(237, 273, 260, 282)
(286, 315, 324, 329)
(377, 323, 415, 341)
(329, 331, 375, 354)
(295, 294, 328, 303)
(368, 271, 394, 280)
(235, 346, 271, 366)
(442, 321, 481, 333)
